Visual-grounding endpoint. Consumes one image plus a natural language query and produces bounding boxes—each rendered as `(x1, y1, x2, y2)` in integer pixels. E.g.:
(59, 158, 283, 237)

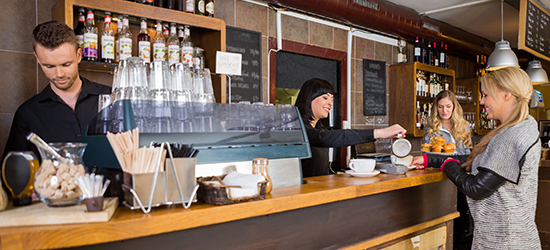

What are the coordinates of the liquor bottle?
(426, 41, 433, 66)
(178, 24, 184, 44)
(83, 9, 98, 61)
(185, 0, 195, 13)
(443, 76, 449, 90)
(440, 42, 446, 68)
(181, 25, 193, 66)
(481, 55, 487, 75)
(101, 12, 115, 63)
(152, 20, 166, 61)
(433, 42, 439, 67)
(156, 0, 166, 7)
(167, 23, 180, 65)
(196, 0, 205, 15)
(205, 0, 214, 17)
(166, 0, 174, 9)
(119, 15, 133, 61)
(163, 23, 170, 42)
(138, 18, 151, 63)
(115, 14, 123, 63)
(413, 37, 421, 62)
(175, 0, 184, 11)
(416, 101, 422, 128)
(474, 55, 480, 76)
(74, 8, 86, 57)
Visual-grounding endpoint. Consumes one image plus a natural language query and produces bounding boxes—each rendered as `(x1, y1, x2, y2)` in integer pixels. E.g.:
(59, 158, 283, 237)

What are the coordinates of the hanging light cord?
(501, 0, 504, 41)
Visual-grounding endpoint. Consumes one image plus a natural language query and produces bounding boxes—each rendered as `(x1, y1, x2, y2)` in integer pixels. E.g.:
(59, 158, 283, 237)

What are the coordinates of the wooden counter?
(0, 169, 458, 250)
(538, 160, 550, 250)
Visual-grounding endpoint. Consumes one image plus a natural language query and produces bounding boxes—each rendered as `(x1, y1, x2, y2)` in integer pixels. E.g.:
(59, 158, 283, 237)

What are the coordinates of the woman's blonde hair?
(427, 90, 473, 149)
(462, 67, 533, 170)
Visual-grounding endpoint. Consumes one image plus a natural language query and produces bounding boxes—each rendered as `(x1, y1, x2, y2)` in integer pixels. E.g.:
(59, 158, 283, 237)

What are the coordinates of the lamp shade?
(486, 40, 520, 71)
(526, 60, 549, 85)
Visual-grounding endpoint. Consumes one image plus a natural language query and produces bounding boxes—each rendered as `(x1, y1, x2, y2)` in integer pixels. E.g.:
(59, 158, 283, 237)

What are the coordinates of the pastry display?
(423, 136, 456, 154)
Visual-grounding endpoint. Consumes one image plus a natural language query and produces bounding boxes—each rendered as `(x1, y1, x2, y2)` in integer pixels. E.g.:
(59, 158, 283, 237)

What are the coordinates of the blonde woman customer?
(413, 68, 541, 249)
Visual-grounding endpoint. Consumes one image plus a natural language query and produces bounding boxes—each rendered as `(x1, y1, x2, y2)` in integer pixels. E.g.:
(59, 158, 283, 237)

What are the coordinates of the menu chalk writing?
(519, 0, 550, 61)
(363, 59, 386, 116)
(216, 51, 242, 75)
(226, 26, 262, 102)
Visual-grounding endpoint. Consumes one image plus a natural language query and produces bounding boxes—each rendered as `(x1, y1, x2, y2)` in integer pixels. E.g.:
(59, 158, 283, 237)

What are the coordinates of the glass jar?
(252, 158, 272, 194)
(34, 143, 87, 207)
(2, 151, 39, 206)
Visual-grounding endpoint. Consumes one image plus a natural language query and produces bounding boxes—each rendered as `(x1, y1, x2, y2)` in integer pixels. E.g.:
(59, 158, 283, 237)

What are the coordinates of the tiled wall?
(0, 0, 479, 158)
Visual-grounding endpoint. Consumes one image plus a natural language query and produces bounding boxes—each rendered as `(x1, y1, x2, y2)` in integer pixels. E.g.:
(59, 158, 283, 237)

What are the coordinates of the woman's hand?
(411, 156, 425, 169)
(373, 124, 407, 139)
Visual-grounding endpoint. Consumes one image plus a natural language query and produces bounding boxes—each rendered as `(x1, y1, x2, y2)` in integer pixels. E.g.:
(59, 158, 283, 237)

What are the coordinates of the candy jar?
(28, 133, 87, 207)
(252, 158, 272, 194)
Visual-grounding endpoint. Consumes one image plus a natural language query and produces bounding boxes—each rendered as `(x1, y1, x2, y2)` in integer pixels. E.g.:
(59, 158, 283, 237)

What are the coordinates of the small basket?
(197, 175, 267, 205)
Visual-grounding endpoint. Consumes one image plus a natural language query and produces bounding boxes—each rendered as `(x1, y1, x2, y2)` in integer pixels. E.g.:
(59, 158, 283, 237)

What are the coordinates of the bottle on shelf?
(414, 37, 422, 63)
(166, 0, 175, 9)
(196, 0, 205, 15)
(420, 38, 429, 64)
(193, 47, 204, 69)
(181, 25, 194, 66)
(440, 42, 447, 68)
(426, 41, 433, 66)
(119, 14, 133, 61)
(481, 55, 487, 76)
(156, 0, 166, 8)
(185, 0, 195, 14)
(115, 14, 123, 63)
(138, 18, 151, 62)
(163, 23, 170, 42)
(443, 76, 449, 90)
(167, 23, 181, 65)
(101, 11, 115, 63)
(433, 42, 439, 67)
(416, 101, 422, 128)
(74, 8, 86, 58)
(83, 9, 98, 62)
(178, 24, 184, 44)
(144, 0, 154, 5)
(152, 20, 167, 61)
(175, 0, 184, 11)
(205, 0, 214, 17)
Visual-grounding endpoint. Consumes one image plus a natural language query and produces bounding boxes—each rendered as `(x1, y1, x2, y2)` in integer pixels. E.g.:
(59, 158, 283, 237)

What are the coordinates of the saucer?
(345, 169, 380, 177)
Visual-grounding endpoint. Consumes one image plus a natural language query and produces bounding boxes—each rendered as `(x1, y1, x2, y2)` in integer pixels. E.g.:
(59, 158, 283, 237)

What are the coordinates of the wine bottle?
(167, 23, 180, 65)
(420, 38, 426, 64)
(439, 42, 446, 68)
(152, 20, 166, 61)
(163, 23, 169, 42)
(413, 37, 421, 62)
(83, 9, 98, 61)
(101, 12, 115, 63)
(433, 42, 439, 67)
(181, 25, 193, 66)
(138, 18, 151, 63)
(175, 0, 184, 11)
(196, 0, 205, 15)
(205, 0, 214, 17)
(119, 15, 133, 61)
(426, 41, 433, 66)
(74, 8, 86, 58)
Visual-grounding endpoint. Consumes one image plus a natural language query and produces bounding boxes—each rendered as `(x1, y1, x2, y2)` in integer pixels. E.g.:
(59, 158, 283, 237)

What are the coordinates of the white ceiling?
(386, 0, 550, 49)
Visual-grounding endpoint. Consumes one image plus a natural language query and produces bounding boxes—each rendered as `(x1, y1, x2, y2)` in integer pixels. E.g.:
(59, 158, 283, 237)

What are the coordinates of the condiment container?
(2, 151, 39, 206)
(252, 158, 272, 194)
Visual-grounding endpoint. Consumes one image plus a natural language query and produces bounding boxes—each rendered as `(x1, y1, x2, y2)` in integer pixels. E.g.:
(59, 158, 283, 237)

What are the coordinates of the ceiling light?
(526, 60, 549, 85)
(486, 0, 520, 71)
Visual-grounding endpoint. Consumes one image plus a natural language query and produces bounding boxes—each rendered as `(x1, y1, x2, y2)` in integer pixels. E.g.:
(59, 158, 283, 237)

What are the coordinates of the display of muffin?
(421, 136, 456, 153)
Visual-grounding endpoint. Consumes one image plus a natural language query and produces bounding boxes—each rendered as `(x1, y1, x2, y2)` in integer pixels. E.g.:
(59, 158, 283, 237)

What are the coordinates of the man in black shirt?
(2, 21, 111, 159)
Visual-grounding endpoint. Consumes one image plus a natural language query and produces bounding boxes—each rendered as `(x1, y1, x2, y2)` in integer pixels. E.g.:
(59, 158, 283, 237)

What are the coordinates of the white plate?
(421, 150, 456, 156)
(346, 169, 380, 177)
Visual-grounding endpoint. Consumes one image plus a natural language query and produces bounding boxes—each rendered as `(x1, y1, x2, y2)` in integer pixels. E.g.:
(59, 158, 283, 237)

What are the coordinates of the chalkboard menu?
(519, 0, 550, 61)
(226, 26, 262, 102)
(363, 59, 386, 116)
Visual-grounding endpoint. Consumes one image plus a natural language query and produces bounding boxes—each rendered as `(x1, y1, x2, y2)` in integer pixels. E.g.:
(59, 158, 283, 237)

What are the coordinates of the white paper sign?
(216, 51, 242, 76)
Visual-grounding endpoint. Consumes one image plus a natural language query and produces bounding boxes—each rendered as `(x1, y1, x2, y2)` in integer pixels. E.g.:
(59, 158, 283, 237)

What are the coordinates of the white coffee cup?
(349, 159, 376, 173)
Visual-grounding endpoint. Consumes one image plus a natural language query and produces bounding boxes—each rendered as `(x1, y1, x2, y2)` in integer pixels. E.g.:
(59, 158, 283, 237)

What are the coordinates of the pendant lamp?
(486, 0, 520, 71)
(526, 60, 549, 85)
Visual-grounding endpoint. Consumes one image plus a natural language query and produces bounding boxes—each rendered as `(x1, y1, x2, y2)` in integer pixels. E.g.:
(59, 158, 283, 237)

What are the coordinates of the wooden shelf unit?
(52, 0, 227, 103)
(389, 62, 455, 137)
